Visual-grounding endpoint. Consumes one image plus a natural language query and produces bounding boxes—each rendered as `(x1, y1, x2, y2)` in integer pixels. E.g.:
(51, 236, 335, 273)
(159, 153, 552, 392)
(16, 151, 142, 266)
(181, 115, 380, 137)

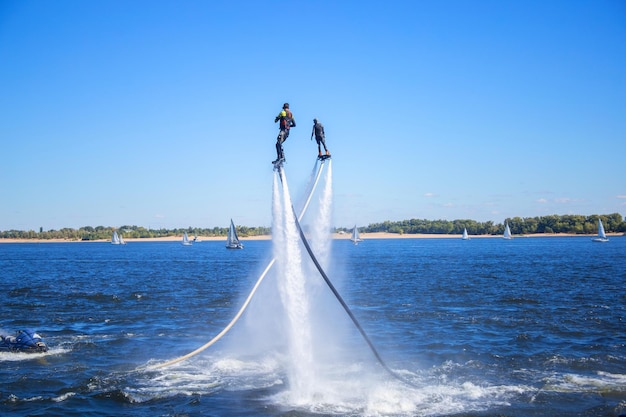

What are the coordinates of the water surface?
(1, 237, 624, 416)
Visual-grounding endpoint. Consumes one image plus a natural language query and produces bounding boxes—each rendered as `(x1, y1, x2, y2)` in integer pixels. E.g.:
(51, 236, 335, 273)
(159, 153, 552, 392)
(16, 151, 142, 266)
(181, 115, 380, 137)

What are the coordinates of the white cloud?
(554, 197, 582, 204)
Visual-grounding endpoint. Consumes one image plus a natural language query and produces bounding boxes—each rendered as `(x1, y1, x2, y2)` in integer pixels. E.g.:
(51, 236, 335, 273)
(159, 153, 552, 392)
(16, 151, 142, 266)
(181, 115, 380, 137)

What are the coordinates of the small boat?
(503, 222, 513, 240)
(462, 228, 470, 240)
(182, 232, 193, 246)
(592, 219, 609, 242)
(226, 219, 244, 249)
(350, 225, 363, 245)
(111, 230, 125, 245)
(0, 329, 48, 353)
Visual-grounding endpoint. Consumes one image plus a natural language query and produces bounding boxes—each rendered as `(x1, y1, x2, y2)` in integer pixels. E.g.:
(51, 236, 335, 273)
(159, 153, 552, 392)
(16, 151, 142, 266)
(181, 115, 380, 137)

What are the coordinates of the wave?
(0, 346, 70, 362)
(543, 371, 626, 396)
(124, 354, 535, 416)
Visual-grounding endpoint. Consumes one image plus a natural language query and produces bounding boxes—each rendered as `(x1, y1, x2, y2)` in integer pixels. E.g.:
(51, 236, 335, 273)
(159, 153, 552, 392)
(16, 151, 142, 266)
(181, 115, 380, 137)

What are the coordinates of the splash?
(135, 160, 531, 416)
(272, 170, 315, 401)
(311, 161, 333, 267)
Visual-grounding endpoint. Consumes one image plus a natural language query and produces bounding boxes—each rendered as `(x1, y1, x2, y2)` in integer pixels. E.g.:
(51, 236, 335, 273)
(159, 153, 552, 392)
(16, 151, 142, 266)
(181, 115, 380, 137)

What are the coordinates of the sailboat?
(462, 228, 470, 240)
(226, 219, 244, 249)
(592, 219, 609, 242)
(118, 233, 126, 245)
(503, 222, 513, 240)
(182, 232, 193, 246)
(111, 230, 121, 245)
(350, 225, 363, 245)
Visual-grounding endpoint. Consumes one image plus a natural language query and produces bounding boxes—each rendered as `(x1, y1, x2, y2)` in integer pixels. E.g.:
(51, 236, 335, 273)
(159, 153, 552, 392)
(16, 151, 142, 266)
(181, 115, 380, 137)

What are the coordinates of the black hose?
(277, 167, 418, 389)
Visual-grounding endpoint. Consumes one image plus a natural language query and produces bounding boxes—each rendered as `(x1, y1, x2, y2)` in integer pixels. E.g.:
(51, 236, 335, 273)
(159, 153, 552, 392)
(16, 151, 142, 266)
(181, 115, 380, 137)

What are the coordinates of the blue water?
(1, 237, 625, 416)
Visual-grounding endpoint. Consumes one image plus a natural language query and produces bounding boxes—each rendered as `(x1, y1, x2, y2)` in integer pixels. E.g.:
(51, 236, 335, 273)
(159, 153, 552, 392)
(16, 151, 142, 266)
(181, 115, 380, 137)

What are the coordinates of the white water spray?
(272, 170, 316, 401)
(311, 161, 333, 268)
(272, 172, 285, 251)
(140, 160, 522, 416)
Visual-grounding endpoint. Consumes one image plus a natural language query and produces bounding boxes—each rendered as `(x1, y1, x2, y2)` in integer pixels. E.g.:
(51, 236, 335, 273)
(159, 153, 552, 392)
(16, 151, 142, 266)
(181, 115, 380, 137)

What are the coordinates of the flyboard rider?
(273, 102, 296, 164)
(311, 118, 330, 159)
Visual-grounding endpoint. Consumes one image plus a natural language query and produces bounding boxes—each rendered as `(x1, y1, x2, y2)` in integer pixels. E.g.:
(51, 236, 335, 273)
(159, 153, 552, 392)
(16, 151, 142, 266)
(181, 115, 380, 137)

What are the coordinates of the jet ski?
(0, 329, 48, 353)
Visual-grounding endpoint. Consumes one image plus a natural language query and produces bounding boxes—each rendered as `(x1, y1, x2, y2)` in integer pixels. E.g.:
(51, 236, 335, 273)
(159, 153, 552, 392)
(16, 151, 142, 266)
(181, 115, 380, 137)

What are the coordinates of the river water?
(1, 234, 624, 416)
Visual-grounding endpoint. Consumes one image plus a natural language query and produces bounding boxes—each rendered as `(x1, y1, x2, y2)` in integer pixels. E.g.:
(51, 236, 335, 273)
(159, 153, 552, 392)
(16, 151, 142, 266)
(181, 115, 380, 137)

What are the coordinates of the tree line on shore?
(0, 225, 271, 241)
(1, 213, 624, 240)
(356, 213, 625, 235)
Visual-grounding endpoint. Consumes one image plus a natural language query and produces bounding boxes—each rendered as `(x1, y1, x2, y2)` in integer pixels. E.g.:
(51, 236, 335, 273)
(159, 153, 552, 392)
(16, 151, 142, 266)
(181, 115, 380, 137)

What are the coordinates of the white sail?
(350, 225, 363, 245)
(503, 223, 512, 240)
(226, 219, 243, 249)
(182, 232, 193, 246)
(592, 219, 609, 242)
(118, 233, 126, 245)
(111, 231, 121, 245)
(462, 228, 469, 240)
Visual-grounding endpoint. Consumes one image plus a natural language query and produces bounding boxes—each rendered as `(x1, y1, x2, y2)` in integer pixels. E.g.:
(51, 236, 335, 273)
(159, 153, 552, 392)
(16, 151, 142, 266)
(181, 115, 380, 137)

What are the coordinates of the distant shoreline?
(0, 232, 621, 244)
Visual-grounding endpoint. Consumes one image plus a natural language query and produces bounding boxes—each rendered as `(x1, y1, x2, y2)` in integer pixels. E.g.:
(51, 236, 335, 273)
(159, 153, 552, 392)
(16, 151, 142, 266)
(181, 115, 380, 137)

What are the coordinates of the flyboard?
(273, 153, 330, 170)
(272, 157, 286, 170)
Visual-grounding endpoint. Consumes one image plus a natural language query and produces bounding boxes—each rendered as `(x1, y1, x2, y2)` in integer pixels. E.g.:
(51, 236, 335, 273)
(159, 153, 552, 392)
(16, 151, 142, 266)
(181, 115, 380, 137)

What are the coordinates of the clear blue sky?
(1, 0, 625, 231)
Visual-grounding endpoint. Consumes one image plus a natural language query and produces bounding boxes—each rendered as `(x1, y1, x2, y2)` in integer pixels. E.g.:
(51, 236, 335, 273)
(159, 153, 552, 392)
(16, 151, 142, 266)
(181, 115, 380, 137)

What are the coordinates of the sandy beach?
(1, 232, 620, 244)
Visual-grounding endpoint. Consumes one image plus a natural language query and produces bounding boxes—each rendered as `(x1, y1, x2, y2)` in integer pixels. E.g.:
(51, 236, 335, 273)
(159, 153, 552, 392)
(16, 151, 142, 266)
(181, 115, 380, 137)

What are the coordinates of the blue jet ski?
(0, 329, 48, 353)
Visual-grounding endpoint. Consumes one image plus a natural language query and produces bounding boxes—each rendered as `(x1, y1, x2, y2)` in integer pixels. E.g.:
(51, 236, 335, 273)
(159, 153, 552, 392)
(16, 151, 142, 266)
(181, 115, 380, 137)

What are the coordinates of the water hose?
(148, 158, 416, 389)
(146, 160, 327, 370)
(278, 165, 418, 388)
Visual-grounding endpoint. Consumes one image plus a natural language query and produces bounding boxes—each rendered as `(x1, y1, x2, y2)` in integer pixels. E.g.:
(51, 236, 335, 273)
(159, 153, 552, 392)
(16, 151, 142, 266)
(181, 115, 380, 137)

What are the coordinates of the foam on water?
(543, 371, 626, 395)
(131, 354, 536, 416)
(0, 346, 69, 361)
